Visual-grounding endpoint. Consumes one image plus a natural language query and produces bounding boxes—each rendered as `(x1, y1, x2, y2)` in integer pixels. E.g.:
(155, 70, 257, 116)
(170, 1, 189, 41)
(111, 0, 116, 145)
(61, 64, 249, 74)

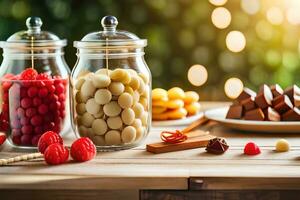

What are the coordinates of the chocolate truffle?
(206, 137, 229, 154)
(241, 96, 256, 111)
(270, 84, 283, 98)
(282, 107, 300, 121)
(255, 85, 273, 109)
(237, 88, 256, 102)
(273, 95, 293, 114)
(263, 107, 280, 121)
(284, 85, 300, 103)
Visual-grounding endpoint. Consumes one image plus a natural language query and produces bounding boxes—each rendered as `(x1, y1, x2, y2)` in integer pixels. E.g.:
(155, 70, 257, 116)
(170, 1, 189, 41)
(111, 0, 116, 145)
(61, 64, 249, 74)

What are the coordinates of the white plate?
(205, 107, 300, 133)
(152, 112, 204, 127)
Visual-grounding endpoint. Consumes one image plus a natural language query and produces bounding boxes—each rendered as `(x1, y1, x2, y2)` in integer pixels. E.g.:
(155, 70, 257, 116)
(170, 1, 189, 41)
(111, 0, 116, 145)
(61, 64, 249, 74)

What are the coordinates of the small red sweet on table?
(244, 142, 261, 155)
(71, 137, 96, 162)
(0, 132, 6, 145)
(38, 131, 63, 153)
(44, 143, 69, 165)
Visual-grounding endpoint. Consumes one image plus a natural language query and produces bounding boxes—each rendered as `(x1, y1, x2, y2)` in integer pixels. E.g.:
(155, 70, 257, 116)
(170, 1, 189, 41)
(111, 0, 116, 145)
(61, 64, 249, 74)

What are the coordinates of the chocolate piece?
(273, 95, 293, 114)
(294, 95, 300, 108)
(206, 137, 229, 154)
(244, 108, 265, 121)
(255, 85, 273, 109)
(270, 84, 283, 98)
(226, 105, 243, 119)
(282, 107, 300, 121)
(241, 96, 256, 111)
(263, 107, 280, 121)
(284, 85, 300, 103)
(236, 87, 256, 102)
(272, 95, 284, 107)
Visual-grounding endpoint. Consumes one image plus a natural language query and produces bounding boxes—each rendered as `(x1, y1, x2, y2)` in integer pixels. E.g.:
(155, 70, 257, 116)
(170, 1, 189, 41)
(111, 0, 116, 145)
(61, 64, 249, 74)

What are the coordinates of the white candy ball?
(86, 98, 101, 115)
(92, 74, 111, 88)
(121, 126, 136, 143)
(276, 139, 290, 152)
(132, 119, 142, 129)
(75, 77, 85, 90)
(118, 93, 133, 109)
(95, 89, 112, 105)
(81, 79, 96, 97)
(92, 118, 108, 136)
(81, 112, 95, 127)
(76, 103, 86, 115)
(107, 116, 123, 129)
(132, 103, 144, 118)
(103, 101, 122, 117)
(109, 82, 124, 96)
(92, 135, 106, 146)
(105, 130, 121, 145)
(121, 108, 135, 125)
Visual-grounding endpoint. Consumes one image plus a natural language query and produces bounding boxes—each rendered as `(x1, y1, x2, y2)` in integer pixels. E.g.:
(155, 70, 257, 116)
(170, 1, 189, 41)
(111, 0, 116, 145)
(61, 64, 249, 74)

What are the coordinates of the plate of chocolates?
(205, 84, 300, 133)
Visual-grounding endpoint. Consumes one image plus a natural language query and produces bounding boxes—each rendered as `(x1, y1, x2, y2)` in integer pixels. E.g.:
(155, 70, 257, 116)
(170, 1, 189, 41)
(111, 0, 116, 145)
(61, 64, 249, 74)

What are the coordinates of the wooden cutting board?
(146, 130, 215, 154)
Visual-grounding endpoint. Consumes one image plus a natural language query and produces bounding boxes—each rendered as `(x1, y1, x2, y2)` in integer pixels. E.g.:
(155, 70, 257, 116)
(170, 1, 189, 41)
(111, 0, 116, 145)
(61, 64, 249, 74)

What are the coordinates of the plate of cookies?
(151, 87, 203, 126)
(205, 84, 300, 133)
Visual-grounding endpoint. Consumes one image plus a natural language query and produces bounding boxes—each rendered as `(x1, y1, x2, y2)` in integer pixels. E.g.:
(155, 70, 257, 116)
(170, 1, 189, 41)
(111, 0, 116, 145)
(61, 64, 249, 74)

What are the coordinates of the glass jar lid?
(74, 15, 147, 49)
(0, 16, 67, 49)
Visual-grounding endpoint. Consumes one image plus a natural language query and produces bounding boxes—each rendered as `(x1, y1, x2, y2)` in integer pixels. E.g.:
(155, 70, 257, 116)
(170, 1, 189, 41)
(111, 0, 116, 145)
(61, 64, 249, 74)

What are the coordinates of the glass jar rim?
(74, 39, 147, 49)
(0, 39, 67, 50)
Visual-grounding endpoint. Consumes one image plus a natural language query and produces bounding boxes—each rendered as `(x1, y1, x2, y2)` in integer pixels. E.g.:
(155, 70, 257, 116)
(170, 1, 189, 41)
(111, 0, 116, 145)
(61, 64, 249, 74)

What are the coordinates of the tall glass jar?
(71, 16, 151, 151)
(0, 17, 70, 148)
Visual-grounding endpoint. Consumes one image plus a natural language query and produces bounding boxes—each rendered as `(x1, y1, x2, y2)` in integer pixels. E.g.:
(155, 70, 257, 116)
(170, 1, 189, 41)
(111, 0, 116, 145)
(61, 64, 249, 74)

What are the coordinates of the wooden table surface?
(1, 102, 300, 199)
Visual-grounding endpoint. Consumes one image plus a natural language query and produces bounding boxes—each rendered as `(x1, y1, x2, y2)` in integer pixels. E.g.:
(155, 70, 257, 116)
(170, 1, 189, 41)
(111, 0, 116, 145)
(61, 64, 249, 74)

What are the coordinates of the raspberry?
(0, 132, 6, 146)
(244, 142, 261, 155)
(20, 68, 38, 80)
(38, 131, 63, 153)
(71, 137, 96, 162)
(44, 143, 69, 165)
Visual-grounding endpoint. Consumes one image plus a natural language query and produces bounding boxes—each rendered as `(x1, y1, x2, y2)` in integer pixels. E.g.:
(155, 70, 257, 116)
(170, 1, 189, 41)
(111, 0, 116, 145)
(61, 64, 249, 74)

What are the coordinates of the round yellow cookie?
(167, 87, 185, 100)
(152, 106, 167, 114)
(166, 108, 187, 120)
(185, 102, 201, 116)
(165, 99, 184, 109)
(152, 88, 168, 101)
(184, 91, 199, 104)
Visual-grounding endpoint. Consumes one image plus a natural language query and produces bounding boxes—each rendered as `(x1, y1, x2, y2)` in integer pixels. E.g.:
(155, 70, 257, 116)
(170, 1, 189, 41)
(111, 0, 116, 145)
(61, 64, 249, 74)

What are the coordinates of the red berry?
(34, 126, 44, 135)
(20, 69, 38, 80)
(37, 131, 63, 153)
(27, 86, 38, 97)
(38, 87, 48, 98)
(12, 134, 21, 145)
(11, 119, 21, 129)
(25, 107, 37, 117)
(44, 143, 69, 165)
(30, 115, 43, 126)
(244, 142, 261, 155)
(17, 107, 25, 118)
(48, 85, 56, 93)
(0, 132, 6, 145)
(21, 97, 32, 108)
(20, 117, 30, 125)
(21, 134, 32, 145)
(71, 137, 96, 162)
(20, 88, 27, 98)
(38, 104, 48, 114)
(33, 97, 42, 106)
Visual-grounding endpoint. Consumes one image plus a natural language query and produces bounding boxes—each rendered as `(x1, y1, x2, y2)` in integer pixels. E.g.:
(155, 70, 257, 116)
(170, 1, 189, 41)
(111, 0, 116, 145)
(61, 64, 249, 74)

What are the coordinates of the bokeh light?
(286, 8, 300, 25)
(266, 7, 283, 25)
(209, 0, 227, 6)
(187, 64, 208, 86)
(241, 0, 260, 15)
(224, 78, 244, 99)
(211, 7, 231, 29)
(226, 31, 246, 53)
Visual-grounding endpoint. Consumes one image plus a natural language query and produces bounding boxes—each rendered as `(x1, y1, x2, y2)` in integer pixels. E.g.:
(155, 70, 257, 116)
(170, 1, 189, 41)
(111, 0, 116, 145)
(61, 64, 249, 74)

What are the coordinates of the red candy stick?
(244, 142, 261, 155)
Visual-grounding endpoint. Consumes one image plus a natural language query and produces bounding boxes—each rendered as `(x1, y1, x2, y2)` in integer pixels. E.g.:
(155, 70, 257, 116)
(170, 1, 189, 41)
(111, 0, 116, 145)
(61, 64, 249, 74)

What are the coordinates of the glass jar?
(0, 17, 70, 148)
(71, 16, 151, 151)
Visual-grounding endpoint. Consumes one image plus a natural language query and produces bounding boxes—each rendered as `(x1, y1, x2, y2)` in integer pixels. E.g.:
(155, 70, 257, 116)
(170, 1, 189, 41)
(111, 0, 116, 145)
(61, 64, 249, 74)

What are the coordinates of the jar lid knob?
(101, 15, 118, 32)
(26, 16, 43, 34)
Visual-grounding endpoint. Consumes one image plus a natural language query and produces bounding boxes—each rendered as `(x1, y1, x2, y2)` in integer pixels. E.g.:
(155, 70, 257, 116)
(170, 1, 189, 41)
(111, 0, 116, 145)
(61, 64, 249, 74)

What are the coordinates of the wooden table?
(1, 102, 300, 200)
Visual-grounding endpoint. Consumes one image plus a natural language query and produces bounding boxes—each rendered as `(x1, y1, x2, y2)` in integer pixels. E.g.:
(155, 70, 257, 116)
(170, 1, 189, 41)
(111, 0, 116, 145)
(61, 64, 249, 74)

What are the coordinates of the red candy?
(71, 137, 96, 162)
(44, 143, 69, 165)
(20, 68, 38, 80)
(0, 132, 6, 146)
(244, 142, 261, 155)
(0, 68, 67, 147)
(37, 131, 63, 153)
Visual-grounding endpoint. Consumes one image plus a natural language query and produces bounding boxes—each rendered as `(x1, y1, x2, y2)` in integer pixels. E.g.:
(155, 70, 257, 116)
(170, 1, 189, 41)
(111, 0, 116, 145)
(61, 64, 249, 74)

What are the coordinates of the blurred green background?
(0, 0, 300, 100)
